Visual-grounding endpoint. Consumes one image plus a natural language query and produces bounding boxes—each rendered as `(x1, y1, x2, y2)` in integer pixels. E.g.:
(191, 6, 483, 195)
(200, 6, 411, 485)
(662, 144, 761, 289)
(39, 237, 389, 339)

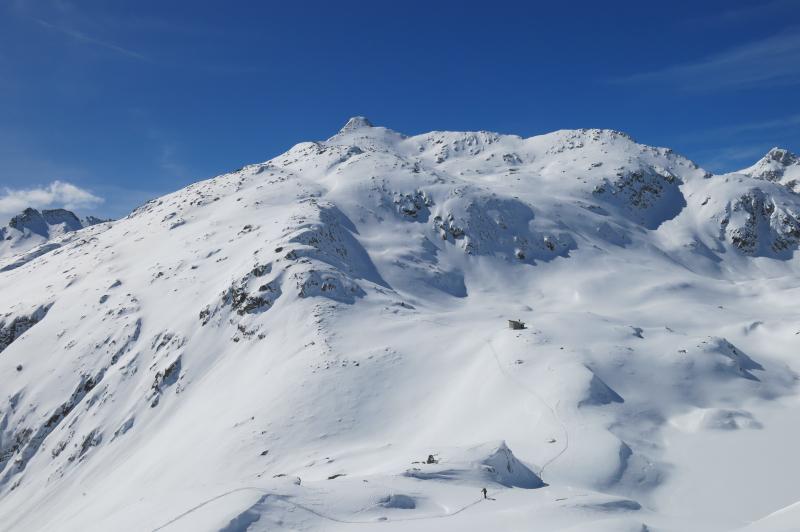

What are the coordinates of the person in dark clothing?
(482, 487, 488, 499)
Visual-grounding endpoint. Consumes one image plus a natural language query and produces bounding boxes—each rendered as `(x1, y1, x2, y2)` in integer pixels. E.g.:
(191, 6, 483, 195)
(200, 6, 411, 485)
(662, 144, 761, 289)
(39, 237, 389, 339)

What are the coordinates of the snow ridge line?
(485, 338, 569, 478)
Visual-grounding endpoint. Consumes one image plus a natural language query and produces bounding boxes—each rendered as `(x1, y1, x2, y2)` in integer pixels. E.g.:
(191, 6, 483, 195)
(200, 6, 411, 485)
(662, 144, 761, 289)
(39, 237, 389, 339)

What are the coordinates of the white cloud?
(696, 145, 772, 173)
(613, 29, 800, 91)
(33, 17, 148, 61)
(0, 180, 103, 218)
(676, 114, 800, 145)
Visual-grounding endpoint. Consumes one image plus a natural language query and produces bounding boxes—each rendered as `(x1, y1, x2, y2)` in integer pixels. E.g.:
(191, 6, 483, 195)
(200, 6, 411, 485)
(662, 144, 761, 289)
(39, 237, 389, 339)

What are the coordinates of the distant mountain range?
(0, 207, 110, 260)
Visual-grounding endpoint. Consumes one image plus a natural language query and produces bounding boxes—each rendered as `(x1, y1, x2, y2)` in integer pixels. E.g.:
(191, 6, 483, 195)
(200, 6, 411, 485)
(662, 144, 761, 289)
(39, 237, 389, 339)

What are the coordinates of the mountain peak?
(7, 208, 48, 237)
(740, 146, 800, 184)
(764, 147, 798, 166)
(340, 116, 373, 133)
(41, 208, 82, 231)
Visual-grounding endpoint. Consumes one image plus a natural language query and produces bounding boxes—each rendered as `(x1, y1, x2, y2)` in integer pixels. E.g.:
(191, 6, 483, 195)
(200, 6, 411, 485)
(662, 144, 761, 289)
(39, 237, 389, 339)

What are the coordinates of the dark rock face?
(81, 216, 112, 226)
(2, 208, 109, 242)
(0, 304, 53, 354)
(765, 148, 798, 167)
(743, 148, 800, 187)
(721, 189, 800, 257)
(433, 196, 575, 264)
(41, 209, 82, 232)
(592, 168, 686, 230)
(1, 208, 113, 263)
(8, 209, 49, 238)
(0, 371, 103, 486)
(199, 201, 382, 332)
(393, 190, 432, 220)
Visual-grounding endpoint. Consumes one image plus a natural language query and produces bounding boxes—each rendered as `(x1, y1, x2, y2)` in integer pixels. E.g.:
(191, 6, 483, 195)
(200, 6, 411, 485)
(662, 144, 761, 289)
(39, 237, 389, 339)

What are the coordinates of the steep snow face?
(0, 119, 799, 532)
(0, 207, 110, 261)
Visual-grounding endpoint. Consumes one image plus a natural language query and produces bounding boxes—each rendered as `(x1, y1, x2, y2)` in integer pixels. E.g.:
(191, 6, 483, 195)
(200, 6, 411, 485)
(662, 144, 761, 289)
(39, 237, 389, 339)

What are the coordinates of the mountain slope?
(0, 119, 798, 532)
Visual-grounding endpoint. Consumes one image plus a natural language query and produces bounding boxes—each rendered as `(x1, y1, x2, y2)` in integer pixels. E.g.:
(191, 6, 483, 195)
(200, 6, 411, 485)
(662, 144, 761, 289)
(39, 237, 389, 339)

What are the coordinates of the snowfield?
(1, 117, 800, 531)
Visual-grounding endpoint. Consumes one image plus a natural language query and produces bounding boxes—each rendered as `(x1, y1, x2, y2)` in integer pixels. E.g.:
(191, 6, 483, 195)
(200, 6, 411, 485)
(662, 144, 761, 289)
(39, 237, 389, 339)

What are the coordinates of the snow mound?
(579, 498, 642, 512)
(579, 372, 625, 407)
(377, 493, 416, 509)
(697, 336, 764, 381)
(671, 408, 763, 432)
(404, 442, 544, 489)
(480, 442, 545, 488)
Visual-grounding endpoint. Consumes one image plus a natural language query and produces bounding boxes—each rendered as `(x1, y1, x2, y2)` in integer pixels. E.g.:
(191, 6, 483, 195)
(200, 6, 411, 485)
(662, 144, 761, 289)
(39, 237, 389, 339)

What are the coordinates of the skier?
(481, 487, 488, 499)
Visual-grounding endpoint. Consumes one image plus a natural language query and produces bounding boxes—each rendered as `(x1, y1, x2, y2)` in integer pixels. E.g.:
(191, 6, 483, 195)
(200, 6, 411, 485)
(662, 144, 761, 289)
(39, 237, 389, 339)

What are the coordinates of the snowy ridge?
(0, 118, 799, 531)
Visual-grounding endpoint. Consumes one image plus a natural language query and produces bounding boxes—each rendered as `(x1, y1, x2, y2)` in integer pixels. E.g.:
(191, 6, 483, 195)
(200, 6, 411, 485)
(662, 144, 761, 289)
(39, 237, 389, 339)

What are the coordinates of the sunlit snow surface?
(1, 118, 799, 531)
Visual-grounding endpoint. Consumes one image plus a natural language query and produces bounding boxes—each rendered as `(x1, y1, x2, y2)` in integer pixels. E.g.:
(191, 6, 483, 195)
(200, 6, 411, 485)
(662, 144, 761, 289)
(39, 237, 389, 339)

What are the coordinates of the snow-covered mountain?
(0, 207, 111, 262)
(741, 147, 800, 191)
(1, 118, 799, 532)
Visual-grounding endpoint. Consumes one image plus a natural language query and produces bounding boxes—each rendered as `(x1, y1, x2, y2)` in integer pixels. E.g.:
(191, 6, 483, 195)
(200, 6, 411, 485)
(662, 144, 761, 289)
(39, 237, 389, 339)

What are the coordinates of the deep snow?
(1, 118, 799, 531)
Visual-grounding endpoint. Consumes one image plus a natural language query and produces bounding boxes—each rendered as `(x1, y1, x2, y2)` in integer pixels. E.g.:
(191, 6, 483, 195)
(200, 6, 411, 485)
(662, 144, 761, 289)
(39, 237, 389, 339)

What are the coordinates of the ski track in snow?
(152, 486, 492, 530)
(485, 338, 570, 478)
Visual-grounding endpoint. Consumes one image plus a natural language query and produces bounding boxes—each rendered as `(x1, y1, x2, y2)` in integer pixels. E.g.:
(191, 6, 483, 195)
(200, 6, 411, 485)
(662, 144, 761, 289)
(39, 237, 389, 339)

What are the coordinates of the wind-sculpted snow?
(403, 442, 544, 489)
(0, 118, 799, 532)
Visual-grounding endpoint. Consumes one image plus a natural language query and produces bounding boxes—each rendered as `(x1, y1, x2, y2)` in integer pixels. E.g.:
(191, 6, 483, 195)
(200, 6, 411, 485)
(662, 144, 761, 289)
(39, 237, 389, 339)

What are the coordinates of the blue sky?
(1, 0, 799, 219)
